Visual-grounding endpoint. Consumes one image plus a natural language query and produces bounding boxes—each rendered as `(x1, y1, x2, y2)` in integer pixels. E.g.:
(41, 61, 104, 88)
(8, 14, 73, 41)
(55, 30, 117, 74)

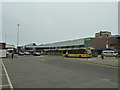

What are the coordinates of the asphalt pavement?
(1, 55, 118, 88)
(64, 55, 119, 67)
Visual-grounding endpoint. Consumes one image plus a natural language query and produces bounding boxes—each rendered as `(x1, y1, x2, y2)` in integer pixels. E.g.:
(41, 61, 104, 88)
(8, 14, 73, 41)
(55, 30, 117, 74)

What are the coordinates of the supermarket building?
(23, 31, 120, 54)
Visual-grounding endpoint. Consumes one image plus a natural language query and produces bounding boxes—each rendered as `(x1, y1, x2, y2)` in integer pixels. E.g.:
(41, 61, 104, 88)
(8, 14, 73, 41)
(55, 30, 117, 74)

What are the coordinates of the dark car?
(18, 52, 24, 56)
(116, 52, 120, 57)
(14, 52, 19, 54)
(33, 52, 41, 56)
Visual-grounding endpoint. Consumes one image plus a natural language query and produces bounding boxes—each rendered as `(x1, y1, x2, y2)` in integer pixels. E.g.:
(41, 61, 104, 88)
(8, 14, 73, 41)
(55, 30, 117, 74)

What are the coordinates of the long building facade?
(23, 31, 120, 55)
(25, 38, 85, 51)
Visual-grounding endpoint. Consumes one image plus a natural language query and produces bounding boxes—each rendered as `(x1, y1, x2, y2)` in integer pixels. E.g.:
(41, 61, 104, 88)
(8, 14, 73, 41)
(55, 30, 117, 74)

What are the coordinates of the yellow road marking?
(64, 58, 118, 68)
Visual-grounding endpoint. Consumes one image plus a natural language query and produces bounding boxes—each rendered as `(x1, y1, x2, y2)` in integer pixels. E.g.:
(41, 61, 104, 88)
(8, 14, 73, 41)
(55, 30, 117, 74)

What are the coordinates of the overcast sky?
(2, 2, 118, 46)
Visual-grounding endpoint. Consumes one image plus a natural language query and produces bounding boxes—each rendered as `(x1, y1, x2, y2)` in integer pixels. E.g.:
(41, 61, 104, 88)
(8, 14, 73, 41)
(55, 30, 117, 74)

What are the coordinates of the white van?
(102, 50, 118, 57)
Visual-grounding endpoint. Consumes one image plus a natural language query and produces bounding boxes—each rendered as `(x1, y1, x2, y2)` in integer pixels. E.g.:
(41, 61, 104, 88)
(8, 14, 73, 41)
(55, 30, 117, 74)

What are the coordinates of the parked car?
(14, 52, 19, 54)
(18, 52, 24, 56)
(29, 51, 34, 55)
(33, 52, 41, 56)
(116, 52, 120, 57)
(102, 50, 118, 57)
(24, 52, 30, 55)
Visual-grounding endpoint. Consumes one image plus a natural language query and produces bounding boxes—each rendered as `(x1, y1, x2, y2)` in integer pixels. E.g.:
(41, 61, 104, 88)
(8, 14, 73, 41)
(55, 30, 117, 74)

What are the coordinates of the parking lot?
(1, 55, 118, 88)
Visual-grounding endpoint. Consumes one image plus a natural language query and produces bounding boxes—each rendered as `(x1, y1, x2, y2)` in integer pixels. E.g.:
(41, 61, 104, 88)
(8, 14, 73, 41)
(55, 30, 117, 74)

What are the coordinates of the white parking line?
(0, 84, 10, 87)
(40, 56, 45, 57)
(35, 56, 45, 57)
(1, 60, 14, 89)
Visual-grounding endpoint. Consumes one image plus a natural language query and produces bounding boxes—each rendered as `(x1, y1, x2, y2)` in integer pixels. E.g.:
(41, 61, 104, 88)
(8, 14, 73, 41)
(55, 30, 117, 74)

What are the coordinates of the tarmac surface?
(64, 55, 119, 67)
(1, 55, 119, 88)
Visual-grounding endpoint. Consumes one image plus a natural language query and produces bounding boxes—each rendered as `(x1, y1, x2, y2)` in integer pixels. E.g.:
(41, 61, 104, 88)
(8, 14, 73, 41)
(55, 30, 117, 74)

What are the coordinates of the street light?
(17, 24, 20, 52)
(5, 34, 7, 43)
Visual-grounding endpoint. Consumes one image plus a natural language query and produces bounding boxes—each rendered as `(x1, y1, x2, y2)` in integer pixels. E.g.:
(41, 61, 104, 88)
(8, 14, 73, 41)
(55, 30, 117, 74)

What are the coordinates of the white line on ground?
(40, 56, 45, 57)
(1, 60, 14, 89)
(0, 84, 10, 87)
(35, 56, 45, 57)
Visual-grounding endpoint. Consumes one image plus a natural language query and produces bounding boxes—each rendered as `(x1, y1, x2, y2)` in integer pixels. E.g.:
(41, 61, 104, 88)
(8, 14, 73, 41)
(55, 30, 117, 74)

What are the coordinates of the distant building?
(17, 43, 37, 52)
(0, 42, 6, 49)
(88, 37, 118, 50)
(24, 43, 36, 46)
(0, 42, 7, 58)
(95, 31, 111, 38)
(25, 39, 85, 51)
(23, 31, 119, 55)
(6, 44, 15, 49)
(111, 34, 120, 39)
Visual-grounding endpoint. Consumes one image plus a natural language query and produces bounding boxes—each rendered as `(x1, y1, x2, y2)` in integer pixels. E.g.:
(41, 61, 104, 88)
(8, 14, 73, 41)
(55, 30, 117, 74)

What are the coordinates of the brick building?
(0, 42, 6, 49)
(95, 31, 111, 38)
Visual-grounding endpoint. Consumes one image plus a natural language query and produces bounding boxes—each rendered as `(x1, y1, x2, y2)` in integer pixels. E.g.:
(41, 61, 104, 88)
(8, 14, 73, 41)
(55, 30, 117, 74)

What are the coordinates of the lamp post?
(5, 34, 7, 43)
(17, 24, 20, 52)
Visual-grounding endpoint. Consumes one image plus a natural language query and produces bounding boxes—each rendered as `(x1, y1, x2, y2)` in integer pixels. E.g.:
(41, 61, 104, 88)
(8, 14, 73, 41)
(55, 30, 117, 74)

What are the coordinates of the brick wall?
(0, 43, 6, 49)
(88, 38, 118, 50)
